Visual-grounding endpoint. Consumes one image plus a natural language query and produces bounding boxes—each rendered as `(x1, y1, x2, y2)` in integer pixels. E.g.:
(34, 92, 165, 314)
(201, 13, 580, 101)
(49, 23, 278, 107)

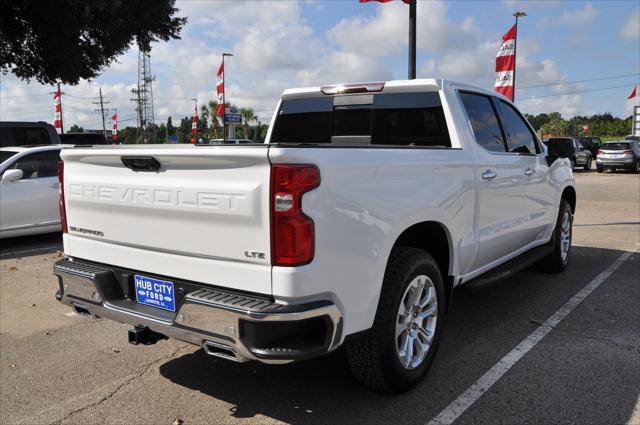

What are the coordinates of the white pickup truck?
(54, 79, 575, 391)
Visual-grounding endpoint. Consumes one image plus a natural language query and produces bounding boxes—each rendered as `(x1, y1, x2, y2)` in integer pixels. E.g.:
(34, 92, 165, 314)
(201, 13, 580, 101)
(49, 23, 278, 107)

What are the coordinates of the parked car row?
(542, 136, 640, 173)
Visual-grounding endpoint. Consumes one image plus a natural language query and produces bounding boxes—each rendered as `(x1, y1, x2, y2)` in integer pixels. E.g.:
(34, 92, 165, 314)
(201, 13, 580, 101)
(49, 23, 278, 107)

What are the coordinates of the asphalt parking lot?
(1, 169, 639, 425)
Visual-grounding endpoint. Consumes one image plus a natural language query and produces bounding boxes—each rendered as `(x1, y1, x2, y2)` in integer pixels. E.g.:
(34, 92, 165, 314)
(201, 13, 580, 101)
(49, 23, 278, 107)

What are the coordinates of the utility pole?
(93, 88, 109, 138)
(408, 0, 417, 79)
(512, 11, 527, 102)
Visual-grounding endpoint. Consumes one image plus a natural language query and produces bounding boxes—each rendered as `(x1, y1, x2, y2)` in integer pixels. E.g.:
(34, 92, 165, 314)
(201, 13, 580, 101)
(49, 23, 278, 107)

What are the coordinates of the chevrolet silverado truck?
(53, 79, 576, 391)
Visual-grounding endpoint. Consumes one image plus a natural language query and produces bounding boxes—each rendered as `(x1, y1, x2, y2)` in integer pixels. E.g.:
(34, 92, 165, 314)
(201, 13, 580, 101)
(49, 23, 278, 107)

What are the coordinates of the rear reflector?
(270, 165, 320, 266)
(57, 160, 68, 233)
(321, 82, 385, 95)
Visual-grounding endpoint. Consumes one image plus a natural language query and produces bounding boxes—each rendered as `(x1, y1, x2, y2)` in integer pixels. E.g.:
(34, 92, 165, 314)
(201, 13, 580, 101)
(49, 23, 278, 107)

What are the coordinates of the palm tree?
(241, 108, 255, 139)
(208, 100, 220, 139)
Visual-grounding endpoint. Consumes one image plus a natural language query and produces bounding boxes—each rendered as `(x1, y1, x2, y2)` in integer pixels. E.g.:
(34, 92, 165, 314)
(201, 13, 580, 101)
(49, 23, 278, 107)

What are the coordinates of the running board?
(465, 244, 554, 288)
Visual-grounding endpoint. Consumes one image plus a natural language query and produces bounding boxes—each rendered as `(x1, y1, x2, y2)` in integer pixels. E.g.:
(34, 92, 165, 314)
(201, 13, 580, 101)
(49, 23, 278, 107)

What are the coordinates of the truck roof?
(281, 78, 508, 102)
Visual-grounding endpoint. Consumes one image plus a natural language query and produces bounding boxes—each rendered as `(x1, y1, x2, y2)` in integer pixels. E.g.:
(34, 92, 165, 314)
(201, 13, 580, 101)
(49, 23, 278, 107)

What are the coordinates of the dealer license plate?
(134, 275, 176, 312)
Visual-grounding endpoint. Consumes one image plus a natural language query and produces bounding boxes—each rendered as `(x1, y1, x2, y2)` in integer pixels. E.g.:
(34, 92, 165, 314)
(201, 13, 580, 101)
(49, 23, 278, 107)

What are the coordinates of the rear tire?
(634, 160, 640, 174)
(596, 166, 603, 173)
(540, 199, 573, 273)
(346, 247, 444, 392)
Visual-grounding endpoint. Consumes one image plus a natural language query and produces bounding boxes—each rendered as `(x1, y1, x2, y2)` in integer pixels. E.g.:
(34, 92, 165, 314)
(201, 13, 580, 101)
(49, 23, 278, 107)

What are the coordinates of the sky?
(0, 0, 639, 131)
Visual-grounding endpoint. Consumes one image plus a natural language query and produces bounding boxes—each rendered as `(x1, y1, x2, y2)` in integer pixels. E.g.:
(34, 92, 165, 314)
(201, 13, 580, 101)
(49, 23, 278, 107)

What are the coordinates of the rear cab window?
(0, 126, 52, 147)
(270, 91, 451, 147)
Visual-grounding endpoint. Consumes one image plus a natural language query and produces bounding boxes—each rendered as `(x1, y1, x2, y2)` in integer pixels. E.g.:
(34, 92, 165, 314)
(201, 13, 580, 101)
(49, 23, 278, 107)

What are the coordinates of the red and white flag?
(111, 113, 118, 141)
(53, 87, 62, 131)
(191, 104, 197, 143)
(495, 24, 516, 101)
(628, 85, 637, 99)
(216, 62, 224, 117)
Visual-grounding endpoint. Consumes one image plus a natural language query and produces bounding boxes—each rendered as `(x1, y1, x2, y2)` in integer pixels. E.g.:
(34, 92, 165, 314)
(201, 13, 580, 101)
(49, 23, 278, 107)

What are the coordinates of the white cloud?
(329, 1, 482, 56)
(539, 3, 599, 27)
(519, 94, 584, 118)
(620, 9, 640, 41)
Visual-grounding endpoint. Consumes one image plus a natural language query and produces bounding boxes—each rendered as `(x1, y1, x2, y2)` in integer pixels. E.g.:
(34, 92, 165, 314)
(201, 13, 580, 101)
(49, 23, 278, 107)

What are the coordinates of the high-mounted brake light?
(270, 165, 320, 266)
(320, 82, 385, 95)
(57, 160, 68, 233)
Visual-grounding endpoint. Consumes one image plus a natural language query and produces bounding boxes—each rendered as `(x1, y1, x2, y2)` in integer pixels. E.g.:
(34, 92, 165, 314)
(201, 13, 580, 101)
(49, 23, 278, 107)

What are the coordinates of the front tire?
(346, 247, 444, 392)
(596, 166, 604, 173)
(540, 199, 573, 273)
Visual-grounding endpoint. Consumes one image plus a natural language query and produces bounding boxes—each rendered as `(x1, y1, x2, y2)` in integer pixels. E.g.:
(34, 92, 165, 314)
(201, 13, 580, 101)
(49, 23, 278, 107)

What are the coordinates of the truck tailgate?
(60, 145, 272, 294)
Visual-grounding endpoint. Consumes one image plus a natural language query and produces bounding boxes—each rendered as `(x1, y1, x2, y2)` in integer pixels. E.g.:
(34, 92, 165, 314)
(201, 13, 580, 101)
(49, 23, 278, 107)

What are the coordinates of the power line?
(519, 73, 640, 90)
(520, 84, 633, 100)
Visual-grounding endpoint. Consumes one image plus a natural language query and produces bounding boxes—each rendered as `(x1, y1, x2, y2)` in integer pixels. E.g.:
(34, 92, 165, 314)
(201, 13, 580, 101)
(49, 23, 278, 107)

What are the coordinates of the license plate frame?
(134, 274, 176, 312)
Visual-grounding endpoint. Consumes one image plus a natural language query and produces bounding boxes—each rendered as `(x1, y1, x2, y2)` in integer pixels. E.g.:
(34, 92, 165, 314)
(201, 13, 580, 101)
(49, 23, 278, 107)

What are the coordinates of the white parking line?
(427, 246, 638, 425)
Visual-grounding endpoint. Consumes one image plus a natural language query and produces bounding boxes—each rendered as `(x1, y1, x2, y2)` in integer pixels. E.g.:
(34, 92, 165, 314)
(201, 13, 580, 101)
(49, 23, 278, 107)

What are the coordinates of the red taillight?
(597, 149, 603, 156)
(623, 149, 633, 155)
(57, 161, 68, 233)
(270, 165, 320, 266)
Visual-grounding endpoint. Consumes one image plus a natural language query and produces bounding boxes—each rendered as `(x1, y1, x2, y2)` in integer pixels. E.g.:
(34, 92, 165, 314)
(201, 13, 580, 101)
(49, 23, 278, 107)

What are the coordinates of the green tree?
(1, 0, 186, 84)
(166, 116, 175, 136)
(68, 124, 83, 133)
(241, 108, 255, 139)
(208, 101, 220, 139)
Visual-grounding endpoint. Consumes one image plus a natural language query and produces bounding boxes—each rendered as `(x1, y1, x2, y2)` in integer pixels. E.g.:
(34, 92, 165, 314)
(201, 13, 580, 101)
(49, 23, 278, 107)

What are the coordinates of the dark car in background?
(544, 137, 593, 171)
(59, 132, 108, 146)
(596, 140, 640, 173)
(577, 136, 603, 158)
(0, 122, 60, 147)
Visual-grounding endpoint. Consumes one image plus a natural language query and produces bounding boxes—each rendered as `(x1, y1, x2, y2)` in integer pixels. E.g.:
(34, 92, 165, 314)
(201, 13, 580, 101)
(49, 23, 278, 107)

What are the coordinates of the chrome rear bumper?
(54, 258, 343, 364)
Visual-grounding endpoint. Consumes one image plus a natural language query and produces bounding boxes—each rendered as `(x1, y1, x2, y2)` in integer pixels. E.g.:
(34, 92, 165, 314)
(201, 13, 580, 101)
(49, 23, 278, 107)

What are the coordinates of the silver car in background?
(596, 140, 640, 173)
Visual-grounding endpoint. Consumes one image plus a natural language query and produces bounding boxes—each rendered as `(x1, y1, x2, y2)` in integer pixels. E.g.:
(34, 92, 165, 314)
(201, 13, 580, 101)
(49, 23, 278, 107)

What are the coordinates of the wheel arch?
(561, 185, 577, 213)
(388, 221, 455, 312)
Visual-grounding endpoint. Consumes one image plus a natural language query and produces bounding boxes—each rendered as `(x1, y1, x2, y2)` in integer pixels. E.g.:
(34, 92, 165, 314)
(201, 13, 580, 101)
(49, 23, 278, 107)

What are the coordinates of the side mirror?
(579, 145, 584, 151)
(1, 169, 23, 182)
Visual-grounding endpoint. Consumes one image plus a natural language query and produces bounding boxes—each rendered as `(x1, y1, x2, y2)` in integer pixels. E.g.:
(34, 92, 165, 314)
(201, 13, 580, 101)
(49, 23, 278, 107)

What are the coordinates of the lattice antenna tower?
(130, 47, 156, 143)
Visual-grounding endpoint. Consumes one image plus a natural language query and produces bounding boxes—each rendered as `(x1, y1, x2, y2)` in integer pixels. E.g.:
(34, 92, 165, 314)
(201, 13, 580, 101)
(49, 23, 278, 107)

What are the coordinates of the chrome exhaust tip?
(202, 340, 247, 363)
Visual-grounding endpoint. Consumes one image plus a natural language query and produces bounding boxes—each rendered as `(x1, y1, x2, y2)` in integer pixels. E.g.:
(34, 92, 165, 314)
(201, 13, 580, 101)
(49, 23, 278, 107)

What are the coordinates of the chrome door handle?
(524, 168, 535, 176)
(481, 170, 497, 181)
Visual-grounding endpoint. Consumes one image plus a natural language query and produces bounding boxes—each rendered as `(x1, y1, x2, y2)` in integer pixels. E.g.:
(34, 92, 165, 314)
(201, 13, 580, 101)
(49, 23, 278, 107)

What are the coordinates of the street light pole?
(222, 53, 233, 143)
(191, 98, 197, 143)
(408, 0, 417, 80)
(512, 11, 527, 102)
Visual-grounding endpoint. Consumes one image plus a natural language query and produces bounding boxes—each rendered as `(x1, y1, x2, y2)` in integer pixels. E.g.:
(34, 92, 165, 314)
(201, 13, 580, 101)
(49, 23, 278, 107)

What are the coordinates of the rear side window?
(459, 92, 506, 153)
(9, 150, 61, 179)
(496, 101, 538, 154)
(0, 126, 52, 147)
(270, 92, 451, 147)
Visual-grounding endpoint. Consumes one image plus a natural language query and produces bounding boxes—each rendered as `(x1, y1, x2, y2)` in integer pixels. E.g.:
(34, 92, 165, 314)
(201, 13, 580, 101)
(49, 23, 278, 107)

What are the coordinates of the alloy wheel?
(395, 275, 438, 370)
